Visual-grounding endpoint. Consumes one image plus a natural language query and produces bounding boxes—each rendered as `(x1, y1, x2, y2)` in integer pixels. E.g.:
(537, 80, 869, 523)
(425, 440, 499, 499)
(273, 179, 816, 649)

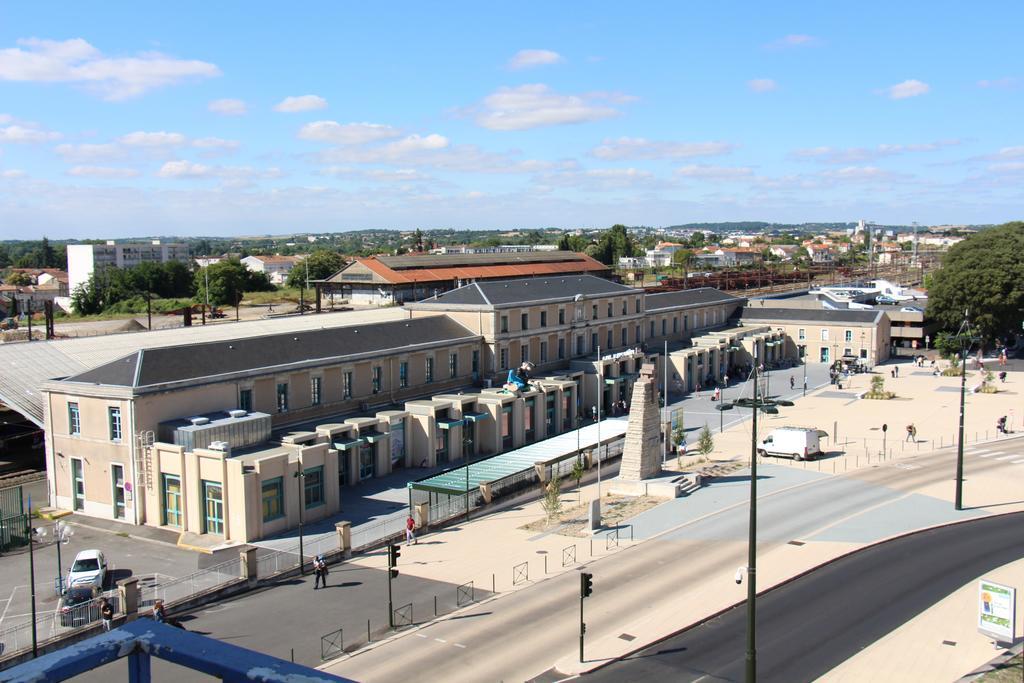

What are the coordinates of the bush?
(864, 374, 895, 400)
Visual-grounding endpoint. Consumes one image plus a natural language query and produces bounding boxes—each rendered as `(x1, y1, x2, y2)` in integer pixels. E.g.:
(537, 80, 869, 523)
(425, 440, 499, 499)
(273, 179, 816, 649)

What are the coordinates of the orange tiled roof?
(352, 253, 609, 284)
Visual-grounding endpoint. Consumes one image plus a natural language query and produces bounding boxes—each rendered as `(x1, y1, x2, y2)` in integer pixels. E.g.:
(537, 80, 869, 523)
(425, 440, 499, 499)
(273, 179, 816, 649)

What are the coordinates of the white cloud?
(507, 49, 564, 70)
(766, 34, 819, 49)
(192, 137, 240, 152)
(1, 169, 26, 178)
(988, 162, 1024, 173)
(535, 167, 661, 192)
(157, 160, 282, 180)
(472, 84, 626, 131)
(274, 95, 328, 113)
(792, 140, 960, 164)
(747, 78, 777, 93)
(884, 79, 930, 100)
(0, 37, 219, 100)
(386, 133, 449, 154)
(0, 124, 61, 143)
(320, 167, 434, 183)
(68, 165, 140, 178)
(297, 121, 401, 145)
(675, 164, 754, 179)
(591, 137, 736, 160)
(0, 114, 12, 124)
(820, 166, 894, 181)
(208, 98, 247, 115)
(977, 77, 1018, 90)
(118, 131, 186, 147)
(54, 142, 125, 162)
(990, 145, 1024, 159)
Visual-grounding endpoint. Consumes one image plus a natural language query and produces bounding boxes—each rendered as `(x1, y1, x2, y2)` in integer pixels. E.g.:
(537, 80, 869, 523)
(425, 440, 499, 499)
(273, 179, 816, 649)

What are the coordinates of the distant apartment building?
(241, 255, 304, 285)
(67, 241, 190, 294)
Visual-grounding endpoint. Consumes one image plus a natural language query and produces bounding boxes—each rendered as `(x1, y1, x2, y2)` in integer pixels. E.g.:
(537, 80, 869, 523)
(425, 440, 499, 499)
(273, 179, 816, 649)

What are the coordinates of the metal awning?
(604, 378, 618, 385)
(437, 418, 464, 429)
(360, 431, 387, 443)
(463, 411, 490, 422)
(333, 437, 365, 450)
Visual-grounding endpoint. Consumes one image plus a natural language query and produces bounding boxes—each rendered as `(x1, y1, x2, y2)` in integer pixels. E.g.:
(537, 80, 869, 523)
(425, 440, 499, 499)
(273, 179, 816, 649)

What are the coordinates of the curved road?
(583, 512, 1024, 683)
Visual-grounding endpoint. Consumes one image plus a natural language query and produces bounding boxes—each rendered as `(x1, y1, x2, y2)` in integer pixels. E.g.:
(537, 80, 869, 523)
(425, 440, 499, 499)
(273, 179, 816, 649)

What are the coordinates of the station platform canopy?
(411, 417, 628, 495)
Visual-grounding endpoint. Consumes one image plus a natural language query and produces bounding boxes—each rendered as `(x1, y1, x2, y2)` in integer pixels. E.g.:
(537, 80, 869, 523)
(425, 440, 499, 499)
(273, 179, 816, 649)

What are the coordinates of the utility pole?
(954, 309, 978, 511)
(293, 470, 305, 574)
(579, 572, 593, 663)
(27, 496, 38, 658)
(746, 354, 758, 683)
(595, 345, 603, 508)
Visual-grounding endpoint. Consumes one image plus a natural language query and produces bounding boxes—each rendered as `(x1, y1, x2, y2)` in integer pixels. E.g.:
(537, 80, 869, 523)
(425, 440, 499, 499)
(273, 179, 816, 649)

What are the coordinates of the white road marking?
(453, 643, 467, 648)
(995, 455, 1018, 461)
(978, 452, 1003, 458)
(415, 633, 428, 638)
(435, 638, 447, 643)
(1012, 459, 1024, 464)
(969, 450, 992, 455)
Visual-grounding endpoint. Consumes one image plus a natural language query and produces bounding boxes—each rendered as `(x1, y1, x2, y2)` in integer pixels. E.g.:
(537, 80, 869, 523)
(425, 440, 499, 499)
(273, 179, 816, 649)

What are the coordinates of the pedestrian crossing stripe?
(1013, 459, 1024, 464)
(969, 449, 992, 454)
(995, 454, 1018, 461)
(978, 452, 1003, 458)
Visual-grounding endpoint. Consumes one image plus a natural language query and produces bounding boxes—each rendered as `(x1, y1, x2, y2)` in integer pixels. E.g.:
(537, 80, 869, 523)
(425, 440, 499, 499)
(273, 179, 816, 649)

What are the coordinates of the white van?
(757, 427, 826, 461)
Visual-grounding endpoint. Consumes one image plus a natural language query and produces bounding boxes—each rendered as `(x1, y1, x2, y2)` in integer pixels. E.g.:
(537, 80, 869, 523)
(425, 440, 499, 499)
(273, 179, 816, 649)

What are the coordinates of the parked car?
(66, 549, 107, 589)
(58, 586, 100, 627)
(900, 306, 924, 313)
(875, 295, 898, 305)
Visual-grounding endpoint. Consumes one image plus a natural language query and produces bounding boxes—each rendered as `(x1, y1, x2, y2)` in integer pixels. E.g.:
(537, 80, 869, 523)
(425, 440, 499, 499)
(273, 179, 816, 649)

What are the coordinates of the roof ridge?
(475, 282, 491, 305)
(133, 349, 144, 387)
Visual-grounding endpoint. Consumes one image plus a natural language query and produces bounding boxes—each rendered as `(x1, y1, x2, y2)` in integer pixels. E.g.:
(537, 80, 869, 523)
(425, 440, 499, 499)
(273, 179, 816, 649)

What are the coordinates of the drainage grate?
(619, 633, 636, 641)
(942, 640, 957, 646)
(787, 540, 805, 546)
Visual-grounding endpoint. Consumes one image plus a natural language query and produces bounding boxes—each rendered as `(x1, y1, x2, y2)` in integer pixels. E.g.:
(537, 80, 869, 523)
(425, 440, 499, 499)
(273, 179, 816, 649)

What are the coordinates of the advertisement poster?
(978, 579, 1016, 642)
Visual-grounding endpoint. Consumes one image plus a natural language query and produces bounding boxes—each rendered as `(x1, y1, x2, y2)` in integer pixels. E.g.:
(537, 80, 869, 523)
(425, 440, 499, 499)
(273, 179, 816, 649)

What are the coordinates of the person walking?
(790, 376, 795, 390)
(99, 597, 114, 632)
(905, 423, 916, 442)
(997, 416, 1008, 434)
(405, 514, 417, 546)
(999, 371, 1007, 383)
(152, 600, 166, 623)
(313, 554, 328, 589)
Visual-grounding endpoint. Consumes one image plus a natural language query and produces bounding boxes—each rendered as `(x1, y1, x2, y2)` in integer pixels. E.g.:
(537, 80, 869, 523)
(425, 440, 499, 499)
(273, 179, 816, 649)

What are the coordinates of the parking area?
(0, 519, 202, 635)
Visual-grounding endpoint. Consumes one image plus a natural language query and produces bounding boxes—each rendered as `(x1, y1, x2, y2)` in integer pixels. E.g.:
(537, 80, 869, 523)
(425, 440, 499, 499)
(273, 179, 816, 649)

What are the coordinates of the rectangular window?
(540, 310, 547, 327)
(524, 398, 535, 442)
(798, 328, 806, 341)
(673, 317, 679, 333)
(558, 308, 565, 325)
(239, 388, 252, 413)
(540, 341, 548, 362)
(472, 350, 479, 374)
(546, 393, 556, 434)
(607, 330, 613, 349)
(425, 357, 434, 383)
(661, 319, 667, 335)
(162, 474, 181, 527)
(449, 352, 458, 378)
(558, 338, 565, 360)
(311, 377, 322, 406)
(434, 426, 449, 464)
(373, 366, 383, 393)
(108, 407, 122, 442)
(500, 316, 509, 333)
(399, 361, 409, 388)
(621, 300, 627, 315)
(261, 478, 284, 522)
(591, 332, 598, 353)
(860, 348, 868, 359)
(500, 347, 508, 369)
(343, 371, 352, 399)
(304, 466, 324, 509)
(650, 321, 655, 338)
(276, 383, 289, 413)
(68, 402, 80, 436)
(844, 347, 853, 357)
(521, 344, 529, 363)
(621, 328, 627, 346)
(635, 298, 641, 313)
(501, 405, 513, 450)
(359, 443, 375, 480)
(592, 305, 598, 320)
(684, 314, 688, 331)
(521, 312, 528, 330)
(820, 329, 829, 341)
(845, 330, 853, 342)
(635, 325, 640, 344)
(607, 303, 613, 317)
(202, 481, 224, 533)
(111, 464, 125, 519)
(575, 304, 584, 322)
(71, 457, 85, 511)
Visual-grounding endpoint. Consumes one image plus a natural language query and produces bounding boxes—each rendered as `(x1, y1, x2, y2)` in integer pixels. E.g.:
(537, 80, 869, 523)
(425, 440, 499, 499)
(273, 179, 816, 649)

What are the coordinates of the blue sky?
(0, 1, 1021, 238)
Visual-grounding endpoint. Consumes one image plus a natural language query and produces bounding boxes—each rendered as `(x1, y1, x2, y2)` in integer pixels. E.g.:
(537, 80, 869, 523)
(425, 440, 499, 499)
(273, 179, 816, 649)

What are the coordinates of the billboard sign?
(978, 579, 1016, 643)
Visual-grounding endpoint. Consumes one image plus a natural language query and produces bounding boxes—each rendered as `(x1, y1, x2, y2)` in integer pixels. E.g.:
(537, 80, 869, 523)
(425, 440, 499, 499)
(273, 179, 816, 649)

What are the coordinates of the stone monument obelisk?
(618, 362, 662, 481)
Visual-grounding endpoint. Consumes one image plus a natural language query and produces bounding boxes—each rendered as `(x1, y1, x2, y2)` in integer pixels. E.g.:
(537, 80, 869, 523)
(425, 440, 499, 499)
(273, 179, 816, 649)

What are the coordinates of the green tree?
(195, 259, 253, 307)
(927, 222, 1024, 342)
(286, 250, 344, 287)
(4, 271, 32, 286)
(688, 232, 706, 248)
(591, 224, 637, 265)
(671, 248, 694, 270)
(541, 474, 562, 522)
(698, 425, 714, 459)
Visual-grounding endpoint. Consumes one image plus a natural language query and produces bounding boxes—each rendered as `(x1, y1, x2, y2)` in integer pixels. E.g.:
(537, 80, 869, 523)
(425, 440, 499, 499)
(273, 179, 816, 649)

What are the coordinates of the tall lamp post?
(719, 352, 794, 683)
(954, 310, 980, 511)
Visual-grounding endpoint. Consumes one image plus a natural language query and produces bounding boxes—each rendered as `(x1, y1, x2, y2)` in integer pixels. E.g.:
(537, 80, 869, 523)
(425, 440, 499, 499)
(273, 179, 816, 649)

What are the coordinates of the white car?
(66, 549, 106, 590)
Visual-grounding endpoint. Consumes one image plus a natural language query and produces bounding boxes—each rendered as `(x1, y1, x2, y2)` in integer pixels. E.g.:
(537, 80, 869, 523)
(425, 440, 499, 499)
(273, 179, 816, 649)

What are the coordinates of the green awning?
(333, 437, 365, 451)
(604, 378, 618, 385)
(437, 418, 464, 429)
(464, 411, 490, 422)
(361, 431, 387, 443)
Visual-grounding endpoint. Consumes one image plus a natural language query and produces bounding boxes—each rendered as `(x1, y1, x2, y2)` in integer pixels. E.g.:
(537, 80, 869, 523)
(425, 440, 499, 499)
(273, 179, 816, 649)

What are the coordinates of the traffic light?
(580, 572, 593, 598)
(388, 544, 400, 568)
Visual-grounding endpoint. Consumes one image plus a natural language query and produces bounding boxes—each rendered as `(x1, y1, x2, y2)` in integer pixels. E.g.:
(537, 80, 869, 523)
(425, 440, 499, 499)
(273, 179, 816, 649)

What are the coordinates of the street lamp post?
(718, 354, 793, 683)
(954, 310, 979, 511)
(596, 345, 603, 508)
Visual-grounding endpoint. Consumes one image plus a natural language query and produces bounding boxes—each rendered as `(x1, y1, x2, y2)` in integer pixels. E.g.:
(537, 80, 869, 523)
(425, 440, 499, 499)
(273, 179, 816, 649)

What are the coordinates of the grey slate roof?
(378, 250, 593, 269)
(422, 275, 636, 307)
(63, 315, 478, 389)
(644, 288, 743, 310)
(739, 307, 884, 324)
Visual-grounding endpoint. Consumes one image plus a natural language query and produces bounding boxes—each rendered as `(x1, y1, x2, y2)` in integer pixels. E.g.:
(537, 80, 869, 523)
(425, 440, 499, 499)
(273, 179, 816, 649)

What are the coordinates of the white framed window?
(820, 329, 829, 341)
(798, 328, 806, 341)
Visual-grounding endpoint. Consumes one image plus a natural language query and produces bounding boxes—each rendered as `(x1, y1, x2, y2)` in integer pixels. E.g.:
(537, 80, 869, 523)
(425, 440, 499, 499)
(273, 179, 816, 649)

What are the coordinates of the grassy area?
(240, 287, 306, 306)
(53, 297, 195, 322)
(977, 652, 1022, 682)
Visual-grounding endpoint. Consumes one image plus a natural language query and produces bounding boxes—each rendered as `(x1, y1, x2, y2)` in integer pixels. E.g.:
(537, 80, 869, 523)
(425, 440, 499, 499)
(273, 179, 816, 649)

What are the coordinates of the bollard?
(291, 649, 294, 663)
(434, 595, 437, 616)
(492, 573, 496, 594)
(544, 556, 548, 574)
(367, 619, 371, 643)
(590, 538, 593, 556)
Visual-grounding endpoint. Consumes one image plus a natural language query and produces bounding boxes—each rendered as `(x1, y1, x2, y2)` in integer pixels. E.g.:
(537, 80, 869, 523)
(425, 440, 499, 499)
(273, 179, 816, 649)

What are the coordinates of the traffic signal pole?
(579, 572, 593, 663)
(387, 544, 400, 628)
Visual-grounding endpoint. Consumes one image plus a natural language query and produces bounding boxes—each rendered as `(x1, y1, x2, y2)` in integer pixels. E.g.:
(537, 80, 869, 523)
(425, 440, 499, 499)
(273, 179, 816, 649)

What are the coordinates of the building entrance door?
(820, 347, 830, 363)
(202, 481, 224, 535)
(71, 458, 85, 511)
(111, 464, 126, 519)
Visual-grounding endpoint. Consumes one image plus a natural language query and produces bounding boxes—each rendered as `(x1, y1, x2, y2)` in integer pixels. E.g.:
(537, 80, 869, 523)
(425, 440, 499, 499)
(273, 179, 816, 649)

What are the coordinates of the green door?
(202, 481, 224, 535)
(71, 458, 85, 511)
(162, 474, 182, 527)
(111, 464, 126, 519)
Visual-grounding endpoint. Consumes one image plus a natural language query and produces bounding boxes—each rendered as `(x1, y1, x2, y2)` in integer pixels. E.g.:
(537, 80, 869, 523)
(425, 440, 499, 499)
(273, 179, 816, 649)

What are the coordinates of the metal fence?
(0, 590, 119, 658)
(350, 511, 408, 552)
(0, 512, 29, 553)
(320, 627, 344, 661)
(393, 603, 413, 628)
(140, 556, 242, 608)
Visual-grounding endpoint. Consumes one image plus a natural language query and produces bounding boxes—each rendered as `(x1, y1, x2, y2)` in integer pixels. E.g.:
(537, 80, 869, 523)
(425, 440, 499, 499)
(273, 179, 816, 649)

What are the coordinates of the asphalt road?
(583, 511, 1024, 683)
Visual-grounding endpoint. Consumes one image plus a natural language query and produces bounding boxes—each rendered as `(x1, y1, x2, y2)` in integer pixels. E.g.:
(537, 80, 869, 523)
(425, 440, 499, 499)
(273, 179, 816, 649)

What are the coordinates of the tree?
(674, 425, 687, 469)
(286, 250, 344, 287)
(194, 259, 249, 307)
(697, 425, 714, 459)
(671, 248, 694, 270)
(688, 232, 706, 248)
(927, 222, 1024, 343)
(4, 271, 32, 286)
(571, 459, 586, 504)
(541, 474, 562, 522)
(591, 224, 637, 265)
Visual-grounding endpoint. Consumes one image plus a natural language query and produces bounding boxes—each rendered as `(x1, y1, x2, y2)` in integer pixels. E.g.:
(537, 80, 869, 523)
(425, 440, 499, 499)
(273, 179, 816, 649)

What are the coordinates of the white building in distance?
(67, 241, 190, 294)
